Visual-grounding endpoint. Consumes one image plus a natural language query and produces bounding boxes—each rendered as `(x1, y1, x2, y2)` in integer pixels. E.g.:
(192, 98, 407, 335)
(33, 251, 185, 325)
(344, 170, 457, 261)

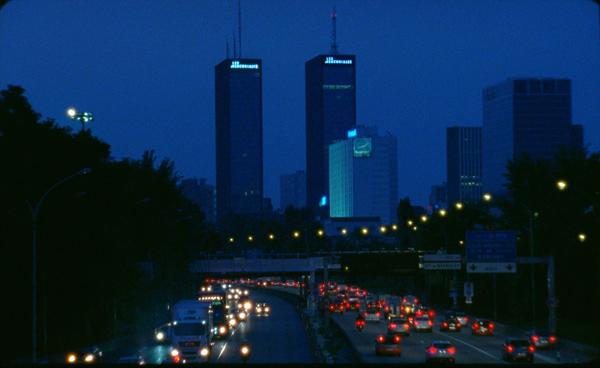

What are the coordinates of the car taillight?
(416, 311, 423, 317)
(442, 322, 448, 327)
(532, 335, 539, 342)
(393, 335, 401, 344)
(456, 322, 461, 328)
(488, 323, 495, 329)
(428, 347, 437, 354)
(428, 320, 433, 326)
(355, 303, 360, 309)
(377, 335, 385, 343)
(473, 323, 480, 329)
(389, 323, 397, 329)
(429, 311, 435, 318)
(528, 346, 535, 353)
(447, 347, 456, 355)
(549, 336, 557, 343)
(376, 312, 381, 317)
(464, 317, 469, 322)
(506, 345, 514, 353)
(404, 323, 410, 329)
(363, 312, 367, 317)
(329, 305, 334, 311)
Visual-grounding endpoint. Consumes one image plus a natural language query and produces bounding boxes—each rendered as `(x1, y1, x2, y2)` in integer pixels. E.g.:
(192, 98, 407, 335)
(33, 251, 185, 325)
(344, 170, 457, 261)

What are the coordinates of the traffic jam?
(262, 279, 558, 364)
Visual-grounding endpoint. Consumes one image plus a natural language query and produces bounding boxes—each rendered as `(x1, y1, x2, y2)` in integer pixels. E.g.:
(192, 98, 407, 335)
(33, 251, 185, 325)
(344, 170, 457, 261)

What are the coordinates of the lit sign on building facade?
(324, 56, 353, 65)
(230, 60, 260, 69)
(347, 129, 357, 138)
(319, 195, 328, 207)
(353, 138, 372, 157)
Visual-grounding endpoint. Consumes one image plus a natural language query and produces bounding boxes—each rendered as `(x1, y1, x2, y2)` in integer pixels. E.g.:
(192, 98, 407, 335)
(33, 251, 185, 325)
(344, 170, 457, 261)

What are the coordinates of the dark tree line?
(0, 86, 213, 363)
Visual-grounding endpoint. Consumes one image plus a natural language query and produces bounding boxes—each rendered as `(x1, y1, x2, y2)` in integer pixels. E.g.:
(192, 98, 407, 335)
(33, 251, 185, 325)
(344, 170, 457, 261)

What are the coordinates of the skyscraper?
(483, 78, 582, 194)
(329, 126, 397, 224)
(305, 54, 356, 215)
(215, 58, 263, 221)
(446, 126, 482, 206)
(280, 170, 306, 210)
(428, 183, 447, 213)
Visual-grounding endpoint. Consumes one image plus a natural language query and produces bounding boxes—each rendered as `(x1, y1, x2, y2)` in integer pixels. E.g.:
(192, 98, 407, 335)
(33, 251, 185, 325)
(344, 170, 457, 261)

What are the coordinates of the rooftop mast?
(330, 6, 338, 54)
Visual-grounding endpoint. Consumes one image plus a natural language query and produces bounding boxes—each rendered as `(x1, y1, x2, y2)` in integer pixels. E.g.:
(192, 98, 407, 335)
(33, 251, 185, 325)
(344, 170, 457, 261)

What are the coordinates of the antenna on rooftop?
(330, 6, 338, 54)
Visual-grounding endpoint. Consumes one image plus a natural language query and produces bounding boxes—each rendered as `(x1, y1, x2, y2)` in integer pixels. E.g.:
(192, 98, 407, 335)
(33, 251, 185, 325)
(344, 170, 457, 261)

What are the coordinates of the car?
(66, 347, 103, 364)
(363, 307, 383, 322)
(502, 337, 535, 362)
(449, 310, 469, 326)
(415, 306, 435, 319)
(328, 299, 345, 314)
(425, 341, 456, 364)
(255, 302, 271, 316)
(471, 319, 495, 336)
(387, 318, 411, 336)
(526, 329, 558, 350)
(439, 314, 462, 332)
(375, 334, 402, 356)
(347, 297, 361, 311)
(413, 316, 433, 332)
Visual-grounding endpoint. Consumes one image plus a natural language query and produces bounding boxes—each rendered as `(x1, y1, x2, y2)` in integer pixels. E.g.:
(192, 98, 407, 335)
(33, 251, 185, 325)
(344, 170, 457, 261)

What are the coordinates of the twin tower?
(215, 54, 356, 222)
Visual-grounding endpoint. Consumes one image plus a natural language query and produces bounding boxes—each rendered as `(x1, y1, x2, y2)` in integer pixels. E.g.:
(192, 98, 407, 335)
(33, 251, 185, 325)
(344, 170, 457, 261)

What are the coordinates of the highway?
(270, 285, 595, 365)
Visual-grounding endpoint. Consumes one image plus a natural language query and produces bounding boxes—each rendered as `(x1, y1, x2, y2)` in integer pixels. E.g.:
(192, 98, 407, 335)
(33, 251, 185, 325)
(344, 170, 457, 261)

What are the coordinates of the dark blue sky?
(1, 0, 598, 208)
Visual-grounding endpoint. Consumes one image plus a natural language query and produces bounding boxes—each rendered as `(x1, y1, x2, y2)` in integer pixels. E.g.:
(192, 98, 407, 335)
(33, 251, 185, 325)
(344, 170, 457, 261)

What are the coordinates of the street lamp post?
(28, 168, 91, 363)
(67, 108, 94, 132)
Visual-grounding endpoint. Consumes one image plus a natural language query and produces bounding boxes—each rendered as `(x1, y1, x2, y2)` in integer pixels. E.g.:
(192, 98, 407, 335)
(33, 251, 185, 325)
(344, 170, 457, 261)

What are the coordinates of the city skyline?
(1, 1, 599, 208)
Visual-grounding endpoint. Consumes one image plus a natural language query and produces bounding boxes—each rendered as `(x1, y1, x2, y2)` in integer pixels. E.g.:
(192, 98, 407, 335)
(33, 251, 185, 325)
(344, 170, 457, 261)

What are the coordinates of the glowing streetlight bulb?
(407, 220, 414, 226)
(340, 228, 348, 235)
(483, 193, 493, 202)
(578, 233, 586, 243)
(438, 209, 447, 217)
(228, 237, 235, 243)
(317, 229, 324, 237)
(379, 226, 387, 233)
(391, 224, 398, 231)
(455, 202, 464, 210)
(361, 227, 369, 235)
(556, 180, 568, 191)
(412, 226, 418, 231)
(247, 235, 254, 242)
(420, 215, 428, 223)
(66, 107, 77, 118)
(268, 233, 275, 240)
(293, 231, 300, 238)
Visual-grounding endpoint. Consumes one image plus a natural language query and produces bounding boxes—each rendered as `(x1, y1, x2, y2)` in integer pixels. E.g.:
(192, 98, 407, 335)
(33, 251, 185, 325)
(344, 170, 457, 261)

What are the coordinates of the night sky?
(1, 0, 598, 208)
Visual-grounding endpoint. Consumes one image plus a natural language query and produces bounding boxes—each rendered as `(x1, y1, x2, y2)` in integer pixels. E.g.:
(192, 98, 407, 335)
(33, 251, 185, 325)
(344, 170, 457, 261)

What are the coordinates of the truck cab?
(170, 300, 213, 363)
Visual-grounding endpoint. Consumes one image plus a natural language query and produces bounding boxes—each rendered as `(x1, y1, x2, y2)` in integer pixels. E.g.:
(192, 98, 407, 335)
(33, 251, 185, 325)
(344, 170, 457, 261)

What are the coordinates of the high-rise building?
(305, 54, 356, 214)
(428, 183, 447, 213)
(447, 126, 482, 205)
(280, 170, 306, 210)
(180, 178, 216, 223)
(215, 58, 263, 221)
(329, 126, 397, 224)
(483, 78, 582, 193)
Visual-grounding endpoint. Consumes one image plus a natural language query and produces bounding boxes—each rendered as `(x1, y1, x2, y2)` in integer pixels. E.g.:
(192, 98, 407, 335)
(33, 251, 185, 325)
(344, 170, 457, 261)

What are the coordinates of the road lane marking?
(437, 331, 504, 363)
(217, 341, 228, 360)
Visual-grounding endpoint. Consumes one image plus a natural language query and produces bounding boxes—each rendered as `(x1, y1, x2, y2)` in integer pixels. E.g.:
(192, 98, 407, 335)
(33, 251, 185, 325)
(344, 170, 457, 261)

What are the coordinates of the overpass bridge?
(190, 256, 341, 274)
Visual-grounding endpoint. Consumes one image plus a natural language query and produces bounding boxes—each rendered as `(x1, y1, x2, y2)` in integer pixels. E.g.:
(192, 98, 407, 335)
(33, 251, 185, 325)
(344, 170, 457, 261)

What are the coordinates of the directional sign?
(423, 262, 461, 270)
(466, 231, 516, 273)
(464, 282, 474, 298)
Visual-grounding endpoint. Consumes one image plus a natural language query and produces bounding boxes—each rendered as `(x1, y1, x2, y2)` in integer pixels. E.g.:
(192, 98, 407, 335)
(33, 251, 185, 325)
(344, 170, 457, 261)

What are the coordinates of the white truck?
(170, 300, 213, 363)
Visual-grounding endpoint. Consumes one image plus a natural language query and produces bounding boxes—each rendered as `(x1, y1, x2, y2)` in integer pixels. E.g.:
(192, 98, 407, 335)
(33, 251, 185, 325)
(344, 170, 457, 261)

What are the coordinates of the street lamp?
(247, 235, 254, 242)
(361, 227, 369, 236)
(406, 219, 414, 227)
(455, 202, 464, 210)
(578, 233, 587, 243)
(66, 107, 94, 132)
(556, 180, 568, 191)
(412, 226, 418, 231)
(292, 231, 300, 239)
(483, 193, 493, 202)
(391, 224, 398, 231)
(28, 167, 91, 363)
(340, 228, 348, 236)
(420, 215, 428, 223)
(268, 233, 275, 240)
(317, 229, 325, 237)
(379, 226, 387, 234)
(438, 209, 447, 217)
(228, 237, 235, 243)
(459, 240, 464, 246)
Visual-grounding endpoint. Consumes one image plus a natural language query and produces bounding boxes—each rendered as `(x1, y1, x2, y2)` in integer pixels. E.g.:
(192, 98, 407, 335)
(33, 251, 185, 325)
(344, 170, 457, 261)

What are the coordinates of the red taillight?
(355, 303, 360, 309)
(385, 306, 390, 312)
(404, 323, 410, 329)
(528, 346, 535, 353)
(363, 312, 367, 317)
(456, 322, 461, 328)
(532, 335, 539, 342)
(377, 335, 385, 343)
(376, 312, 381, 317)
(447, 347, 456, 355)
(329, 305, 334, 311)
(549, 336, 557, 343)
(428, 347, 437, 354)
(442, 322, 448, 327)
(506, 345, 514, 353)
(416, 311, 423, 317)
(173, 355, 181, 363)
(428, 320, 433, 326)
(488, 323, 495, 329)
(389, 323, 397, 329)
(393, 335, 401, 344)
(414, 298, 418, 303)
(429, 311, 435, 318)
(473, 323, 480, 329)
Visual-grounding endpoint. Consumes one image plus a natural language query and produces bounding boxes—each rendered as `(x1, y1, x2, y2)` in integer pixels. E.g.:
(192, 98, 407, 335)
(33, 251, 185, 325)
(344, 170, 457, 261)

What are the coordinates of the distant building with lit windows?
(305, 54, 356, 215)
(447, 126, 482, 205)
(328, 125, 397, 224)
(215, 58, 263, 221)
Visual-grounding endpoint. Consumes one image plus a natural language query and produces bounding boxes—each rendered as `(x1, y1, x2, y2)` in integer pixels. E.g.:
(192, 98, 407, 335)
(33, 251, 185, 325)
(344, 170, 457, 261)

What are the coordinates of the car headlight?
(229, 318, 237, 327)
(265, 307, 270, 312)
(243, 290, 249, 295)
(256, 307, 262, 313)
(243, 301, 252, 310)
(67, 354, 77, 363)
(238, 311, 246, 320)
(155, 331, 165, 341)
(219, 326, 227, 334)
(84, 354, 95, 363)
(171, 349, 180, 357)
(200, 347, 210, 357)
(240, 346, 250, 355)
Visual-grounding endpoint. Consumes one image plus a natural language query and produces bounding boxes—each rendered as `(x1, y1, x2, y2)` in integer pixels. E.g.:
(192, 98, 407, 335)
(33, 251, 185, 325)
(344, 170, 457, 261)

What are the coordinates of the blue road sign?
(466, 231, 517, 273)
